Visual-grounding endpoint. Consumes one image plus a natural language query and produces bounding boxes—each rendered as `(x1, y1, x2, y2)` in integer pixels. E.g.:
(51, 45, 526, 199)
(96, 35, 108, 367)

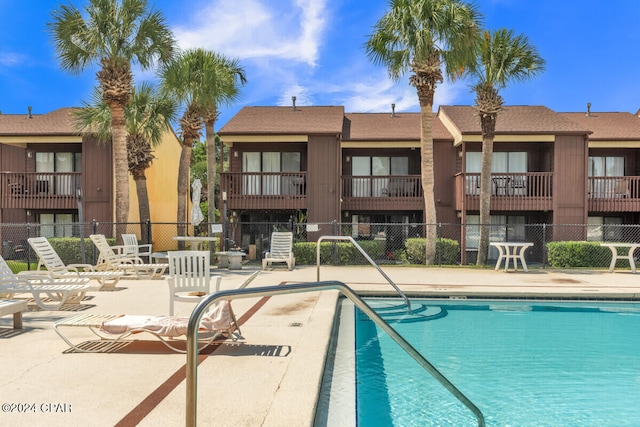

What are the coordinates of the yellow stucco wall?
(127, 128, 191, 250)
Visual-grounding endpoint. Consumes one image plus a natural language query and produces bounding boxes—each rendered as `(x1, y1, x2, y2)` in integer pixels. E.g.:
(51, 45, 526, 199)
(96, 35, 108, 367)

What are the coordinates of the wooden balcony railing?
(455, 172, 553, 211)
(588, 176, 640, 212)
(1, 172, 81, 209)
(220, 172, 307, 210)
(341, 175, 423, 210)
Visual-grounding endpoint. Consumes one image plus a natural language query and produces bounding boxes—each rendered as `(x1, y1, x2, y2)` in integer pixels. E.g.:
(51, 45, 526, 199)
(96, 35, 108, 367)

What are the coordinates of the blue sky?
(2, 0, 640, 130)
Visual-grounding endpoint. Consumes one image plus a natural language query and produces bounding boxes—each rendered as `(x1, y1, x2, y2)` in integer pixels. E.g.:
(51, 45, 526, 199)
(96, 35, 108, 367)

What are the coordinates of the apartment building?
(0, 107, 182, 235)
(218, 103, 640, 251)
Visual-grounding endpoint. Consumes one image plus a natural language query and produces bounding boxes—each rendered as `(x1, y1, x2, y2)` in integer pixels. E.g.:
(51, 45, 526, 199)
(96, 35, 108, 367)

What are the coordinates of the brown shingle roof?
(561, 112, 640, 140)
(218, 106, 345, 135)
(343, 112, 452, 141)
(440, 105, 590, 135)
(0, 108, 80, 136)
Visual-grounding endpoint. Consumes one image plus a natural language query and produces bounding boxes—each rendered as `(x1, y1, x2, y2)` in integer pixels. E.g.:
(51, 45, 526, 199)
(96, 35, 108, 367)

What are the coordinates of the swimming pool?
(315, 298, 640, 426)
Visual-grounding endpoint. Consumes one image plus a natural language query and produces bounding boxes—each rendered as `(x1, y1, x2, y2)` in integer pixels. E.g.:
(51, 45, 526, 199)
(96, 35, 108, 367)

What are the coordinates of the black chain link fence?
(2, 220, 639, 272)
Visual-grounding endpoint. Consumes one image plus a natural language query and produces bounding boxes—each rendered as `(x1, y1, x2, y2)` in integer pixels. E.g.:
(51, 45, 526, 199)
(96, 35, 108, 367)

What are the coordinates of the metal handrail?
(316, 235, 412, 314)
(185, 281, 485, 426)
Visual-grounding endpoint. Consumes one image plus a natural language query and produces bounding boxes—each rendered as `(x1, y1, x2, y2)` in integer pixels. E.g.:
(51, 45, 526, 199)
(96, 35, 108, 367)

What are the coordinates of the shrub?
(406, 237, 460, 265)
(546, 241, 611, 268)
(48, 237, 115, 265)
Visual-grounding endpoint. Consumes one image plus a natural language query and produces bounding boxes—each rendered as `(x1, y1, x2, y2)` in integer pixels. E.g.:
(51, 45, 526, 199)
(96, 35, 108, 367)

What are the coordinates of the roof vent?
(28, 106, 32, 119)
(292, 96, 297, 111)
(586, 102, 591, 117)
(391, 103, 396, 117)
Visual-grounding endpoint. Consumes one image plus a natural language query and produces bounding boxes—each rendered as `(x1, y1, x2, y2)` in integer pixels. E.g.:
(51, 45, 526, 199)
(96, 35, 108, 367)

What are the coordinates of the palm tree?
(365, 0, 482, 264)
(472, 29, 545, 266)
(201, 57, 246, 238)
(49, 0, 175, 238)
(160, 49, 246, 242)
(73, 83, 177, 242)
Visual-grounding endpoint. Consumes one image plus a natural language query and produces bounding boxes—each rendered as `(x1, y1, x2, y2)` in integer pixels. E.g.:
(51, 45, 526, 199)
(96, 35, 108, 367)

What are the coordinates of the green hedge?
(292, 237, 460, 266)
(546, 241, 611, 268)
(46, 237, 115, 265)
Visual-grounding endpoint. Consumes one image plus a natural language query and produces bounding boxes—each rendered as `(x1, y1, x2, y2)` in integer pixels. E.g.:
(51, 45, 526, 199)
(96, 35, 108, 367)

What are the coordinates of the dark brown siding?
(553, 135, 588, 239)
(1, 145, 26, 172)
(434, 139, 457, 224)
(82, 137, 112, 222)
(307, 135, 340, 224)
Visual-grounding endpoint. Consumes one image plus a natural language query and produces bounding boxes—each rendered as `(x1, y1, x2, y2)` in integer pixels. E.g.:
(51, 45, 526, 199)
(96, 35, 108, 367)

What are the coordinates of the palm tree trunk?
(133, 171, 151, 243)
(205, 119, 217, 236)
(176, 139, 192, 243)
(477, 113, 497, 266)
(420, 105, 437, 265)
(111, 104, 129, 243)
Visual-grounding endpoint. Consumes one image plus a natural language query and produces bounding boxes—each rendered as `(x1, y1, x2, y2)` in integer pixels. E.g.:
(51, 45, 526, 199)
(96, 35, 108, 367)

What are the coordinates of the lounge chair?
(27, 237, 123, 290)
(0, 299, 28, 329)
(53, 300, 239, 353)
(89, 234, 167, 279)
(53, 270, 261, 353)
(0, 255, 91, 310)
(262, 231, 295, 270)
(167, 251, 221, 315)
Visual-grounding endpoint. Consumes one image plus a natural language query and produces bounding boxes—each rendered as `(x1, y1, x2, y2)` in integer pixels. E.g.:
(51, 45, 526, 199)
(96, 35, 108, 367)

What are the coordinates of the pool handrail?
(316, 235, 412, 314)
(185, 281, 485, 427)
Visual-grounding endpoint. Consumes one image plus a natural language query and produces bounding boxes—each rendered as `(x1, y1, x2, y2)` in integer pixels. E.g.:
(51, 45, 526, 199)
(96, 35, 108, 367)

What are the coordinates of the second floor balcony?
(220, 172, 307, 210)
(588, 176, 640, 212)
(456, 172, 554, 211)
(1, 172, 81, 210)
(341, 175, 423, 210)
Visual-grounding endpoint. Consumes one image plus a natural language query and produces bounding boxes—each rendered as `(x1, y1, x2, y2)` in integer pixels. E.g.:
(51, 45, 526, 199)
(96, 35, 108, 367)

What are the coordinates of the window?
(39, 213, 76, 238)
(35, 152, 81, 195)
(352, 156, 408, 197)
(465, 152, 527, 196)
(241, 152, 301, 195)
(588, 156, 624, 198)
(587, 216, 623, 241)
(466, 215, 526, 258)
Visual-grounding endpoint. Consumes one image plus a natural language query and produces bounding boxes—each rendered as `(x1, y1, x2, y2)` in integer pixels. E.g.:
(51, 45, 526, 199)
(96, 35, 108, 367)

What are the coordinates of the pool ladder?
(185, 281, 485, 426)
(316, 235, 412, 314)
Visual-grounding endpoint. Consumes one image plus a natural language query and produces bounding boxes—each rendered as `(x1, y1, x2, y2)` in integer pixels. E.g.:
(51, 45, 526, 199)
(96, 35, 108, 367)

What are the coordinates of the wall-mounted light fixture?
(458, 151, 463, 158)
(233, 151, 238, 158)
(346, 156, 350, 162)
(26, 210, 31, 216)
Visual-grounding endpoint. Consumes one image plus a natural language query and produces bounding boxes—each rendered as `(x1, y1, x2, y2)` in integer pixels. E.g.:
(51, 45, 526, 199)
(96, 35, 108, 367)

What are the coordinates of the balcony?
(220, 172, 307, 210)
(588, 176, 640, 212)
(455, 172, 553, 211)
(1, 172, 81, 210)
(341, 175, 423, 211)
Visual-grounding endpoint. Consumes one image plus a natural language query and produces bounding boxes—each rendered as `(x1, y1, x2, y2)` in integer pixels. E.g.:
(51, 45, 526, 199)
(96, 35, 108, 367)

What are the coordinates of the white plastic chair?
(120, 234, 153, 261)
(167, 251, 221, 315)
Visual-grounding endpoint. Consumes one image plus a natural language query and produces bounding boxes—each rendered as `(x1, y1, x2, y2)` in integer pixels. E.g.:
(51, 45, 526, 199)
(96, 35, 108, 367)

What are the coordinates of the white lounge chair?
(167, 251, 221, 315)
(27, 237, 123, 290)
(0, 255, 91, 310)
(0, 299, 28, 329)
(262, 231, 295, 270)
(53, 300, 239, 353)
(89, 234, 167, 279)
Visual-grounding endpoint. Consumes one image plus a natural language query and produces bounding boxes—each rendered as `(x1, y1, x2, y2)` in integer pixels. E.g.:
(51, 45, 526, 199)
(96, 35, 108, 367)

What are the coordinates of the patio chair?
(119, 234, 153, 261)
(167, 251, 221, 315)
(53, 299, 240, 353)
(0, 255, 91, 310)
(89, 234, 167, 279)
(262, 232, 295, 270)
(27, 237, 123, 290)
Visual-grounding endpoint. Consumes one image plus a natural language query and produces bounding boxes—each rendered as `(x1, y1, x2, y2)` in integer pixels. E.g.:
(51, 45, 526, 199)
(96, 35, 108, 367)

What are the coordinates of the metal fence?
(1, 220, 639, 270)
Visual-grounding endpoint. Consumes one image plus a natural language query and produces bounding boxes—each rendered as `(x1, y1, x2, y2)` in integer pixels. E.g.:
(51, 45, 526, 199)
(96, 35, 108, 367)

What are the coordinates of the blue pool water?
(353, 299, 640, 426)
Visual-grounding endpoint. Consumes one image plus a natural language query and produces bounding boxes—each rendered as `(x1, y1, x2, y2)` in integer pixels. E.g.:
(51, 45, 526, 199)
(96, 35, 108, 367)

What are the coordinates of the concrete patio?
(1, 264, 640, 426)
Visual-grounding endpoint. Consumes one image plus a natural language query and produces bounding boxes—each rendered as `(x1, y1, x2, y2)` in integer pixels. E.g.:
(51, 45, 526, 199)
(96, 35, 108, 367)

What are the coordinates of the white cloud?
(174, 0, 327, 66)
(278, 85, 314, 107)
(0, 52, 25, 67)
